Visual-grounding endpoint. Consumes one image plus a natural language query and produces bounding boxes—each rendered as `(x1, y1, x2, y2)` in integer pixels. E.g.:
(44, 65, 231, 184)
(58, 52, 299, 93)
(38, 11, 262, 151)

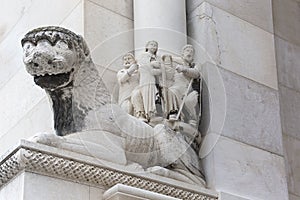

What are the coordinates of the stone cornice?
(0, 140, 218, 200)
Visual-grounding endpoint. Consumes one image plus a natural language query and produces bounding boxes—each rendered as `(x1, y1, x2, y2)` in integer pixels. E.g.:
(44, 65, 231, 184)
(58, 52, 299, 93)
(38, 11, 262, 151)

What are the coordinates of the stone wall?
(273, 0, 300, 199)
(187, 0, 288, 199)
(0, 0, 84, 155)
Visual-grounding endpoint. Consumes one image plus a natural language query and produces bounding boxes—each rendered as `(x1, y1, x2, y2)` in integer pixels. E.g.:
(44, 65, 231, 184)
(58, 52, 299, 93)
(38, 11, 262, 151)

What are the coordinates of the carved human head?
(122, 53, 136, 68)
(21, 26, 90, 91)
(145, 40, 158, 55)
(182, 44, 195, 63)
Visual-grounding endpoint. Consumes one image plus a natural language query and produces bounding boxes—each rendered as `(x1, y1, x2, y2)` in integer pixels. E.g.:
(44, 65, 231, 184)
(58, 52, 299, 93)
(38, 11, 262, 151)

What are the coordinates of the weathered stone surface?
(187, 0, 273, 33)
(0, 68, 46, 138)
(103, 184, 180, 200)
(273, 0, 300, 46)
(279, 85, 300, 140)
(0, 173, 24, 200)
(289, 193, 300, 200)
(0, 0, 83, 144)
(188, 2, 277, 89)
(84, 1, 134, 95)
(60, 1, 84, 35)
(0, 0, 31, 42)
(134, 0, 187, 54)
(0, 98, 53, 156)
(0, 141, 218, 200)
(23, 172, 90, 200)
(90, 187, 105, 200)
(219, 192, 249, 200)
(88, 0, 133, 19)
(220, 67, 283, 155)
(203, 136, 288, 200)
(283, 134, 300, 197)
(84, 1, 133, 51)
(275, 36, 300, 92)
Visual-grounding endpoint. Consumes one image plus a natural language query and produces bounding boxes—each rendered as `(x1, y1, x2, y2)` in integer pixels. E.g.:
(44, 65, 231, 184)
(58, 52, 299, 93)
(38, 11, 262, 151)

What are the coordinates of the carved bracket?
(0, 140, 217, 200)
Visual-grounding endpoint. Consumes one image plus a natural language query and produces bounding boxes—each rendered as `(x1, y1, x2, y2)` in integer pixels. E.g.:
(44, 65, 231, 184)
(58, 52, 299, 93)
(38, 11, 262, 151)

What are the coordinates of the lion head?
(21, 26, 90, 91)
(22, 26, 111, 136)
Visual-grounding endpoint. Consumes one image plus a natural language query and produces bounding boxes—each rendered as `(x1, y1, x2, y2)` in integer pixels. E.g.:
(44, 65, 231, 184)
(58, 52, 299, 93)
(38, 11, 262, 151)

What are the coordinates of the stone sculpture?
(134, 40, 162, 122)
(117, 53, 140, 116)
(22, 26, 111, 136)
(22, 26, 205, 186)
(170, 44, 202, 126)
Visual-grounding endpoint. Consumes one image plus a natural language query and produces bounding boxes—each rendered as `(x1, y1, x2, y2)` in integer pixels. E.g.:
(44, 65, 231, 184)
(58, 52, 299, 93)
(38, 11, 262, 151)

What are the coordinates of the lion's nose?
(32, 51, 55, 68)
(33, 62, 39, 67)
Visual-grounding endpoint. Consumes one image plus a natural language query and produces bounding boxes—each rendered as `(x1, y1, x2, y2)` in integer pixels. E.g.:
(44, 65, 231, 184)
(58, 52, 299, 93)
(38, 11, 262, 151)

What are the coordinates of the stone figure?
(117, 53, 140, 116)
(134, 40, 162, 122)
(22, 26, 205, 186)
(169, 44, 201, 126)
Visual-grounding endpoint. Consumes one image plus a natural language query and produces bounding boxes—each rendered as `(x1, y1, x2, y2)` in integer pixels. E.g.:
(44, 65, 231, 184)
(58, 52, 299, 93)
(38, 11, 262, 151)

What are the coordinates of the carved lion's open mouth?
(34, 69, 74, 90)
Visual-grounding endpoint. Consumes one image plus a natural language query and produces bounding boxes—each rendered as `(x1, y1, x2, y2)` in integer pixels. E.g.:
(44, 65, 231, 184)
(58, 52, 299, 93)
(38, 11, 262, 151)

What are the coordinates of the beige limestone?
(273, 0, 300, 46)
(187, 0, 273, 33)
(88, 0, 133, 20)
(283, 134, 300, 197)
(276, 36, 300, 93)
(103, 184, 179, 200)
(203, 136, 288, 200)
(188, 2, 278, 89)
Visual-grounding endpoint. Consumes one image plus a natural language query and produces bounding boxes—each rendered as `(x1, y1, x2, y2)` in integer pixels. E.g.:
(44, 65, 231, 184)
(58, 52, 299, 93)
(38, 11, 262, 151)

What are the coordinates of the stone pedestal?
(103, 184, 179, 200)
(0, 140, 218, 200)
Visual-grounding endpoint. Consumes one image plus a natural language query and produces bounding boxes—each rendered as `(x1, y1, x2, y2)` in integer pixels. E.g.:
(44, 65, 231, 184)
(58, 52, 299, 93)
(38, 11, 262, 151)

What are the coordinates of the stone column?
(133, 0, 186, 55)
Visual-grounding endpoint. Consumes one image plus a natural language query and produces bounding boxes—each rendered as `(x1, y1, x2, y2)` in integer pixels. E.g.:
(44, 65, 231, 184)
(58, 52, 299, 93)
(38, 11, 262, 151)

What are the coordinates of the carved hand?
(150, 61, 161, 69)
(176, 65, 187, 73)
(127, 64, 138, 76)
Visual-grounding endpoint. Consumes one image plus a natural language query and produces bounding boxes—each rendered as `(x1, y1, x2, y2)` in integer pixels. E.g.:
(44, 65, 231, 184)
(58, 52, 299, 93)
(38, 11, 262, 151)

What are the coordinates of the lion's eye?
(23, 42, 34, 50)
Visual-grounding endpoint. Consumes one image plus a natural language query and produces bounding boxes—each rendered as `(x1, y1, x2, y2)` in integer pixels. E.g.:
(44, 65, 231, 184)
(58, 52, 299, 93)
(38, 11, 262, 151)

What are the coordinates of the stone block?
(103, 184, 179, 200)
(84, 1, 133, 51)
(219, 192, 249, 200)
(60, 1, 84, 35)
(88, 0, 133, 20)
(0, 0, 31, 42)
(202, 136, 288, 200)
(84, 1, 134, 99)
(90, 186, 105, 200)
(23, 172, 90, 200)
(0, 173, 24, 200)
(0, 68, 46, 138)
(188, 2, 278, 89)
(283, 135, 300, 197)
(187, 0, 273, 33)
(289, 193, 300, 200)
(275, 36, 300, 92)
(273, 0, 300, 46)
(0, 0, 82, 89)
(220, 67, 283, 155)
(279, 85, 300, 140)
(198, 63, 282, 156)
(0, 97, 53, 156)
